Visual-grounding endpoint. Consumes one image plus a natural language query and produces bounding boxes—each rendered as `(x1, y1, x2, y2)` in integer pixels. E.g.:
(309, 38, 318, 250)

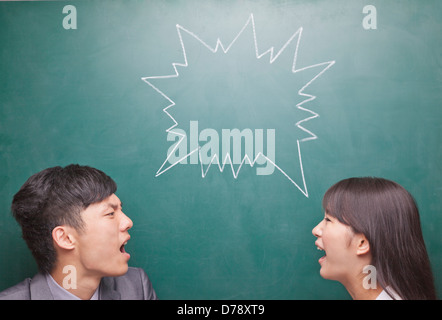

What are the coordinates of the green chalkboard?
(0, 0, 441, 299)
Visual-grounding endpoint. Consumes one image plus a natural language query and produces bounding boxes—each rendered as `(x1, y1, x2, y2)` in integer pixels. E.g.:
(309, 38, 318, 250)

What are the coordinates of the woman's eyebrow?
(324, 212, 333, 219)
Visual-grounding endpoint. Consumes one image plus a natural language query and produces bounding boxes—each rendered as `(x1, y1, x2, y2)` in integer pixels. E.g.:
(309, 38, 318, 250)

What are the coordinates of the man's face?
(74, 193, 133, 278)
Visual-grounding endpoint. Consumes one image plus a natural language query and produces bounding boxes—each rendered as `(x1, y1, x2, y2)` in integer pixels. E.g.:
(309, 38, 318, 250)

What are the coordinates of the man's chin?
(102, 264, 129, 278)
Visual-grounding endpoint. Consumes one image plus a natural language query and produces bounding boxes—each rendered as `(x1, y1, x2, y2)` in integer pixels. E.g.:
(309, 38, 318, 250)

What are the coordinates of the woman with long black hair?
(312, 177, 437, 300)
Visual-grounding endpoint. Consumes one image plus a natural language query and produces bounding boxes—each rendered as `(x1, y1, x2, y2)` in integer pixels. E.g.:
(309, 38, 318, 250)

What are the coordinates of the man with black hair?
(0, 164, 158, 300)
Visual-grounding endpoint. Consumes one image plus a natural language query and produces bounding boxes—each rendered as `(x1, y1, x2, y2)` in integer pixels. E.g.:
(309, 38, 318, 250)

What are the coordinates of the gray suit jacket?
(0, 267, 157, 300)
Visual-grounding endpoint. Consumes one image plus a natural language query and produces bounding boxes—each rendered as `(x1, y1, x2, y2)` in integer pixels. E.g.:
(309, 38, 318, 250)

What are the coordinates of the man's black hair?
(11, 164, 117, 273)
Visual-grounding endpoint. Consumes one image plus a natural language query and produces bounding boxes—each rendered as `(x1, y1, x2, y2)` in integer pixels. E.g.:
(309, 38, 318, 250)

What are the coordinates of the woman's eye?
(324, 217, 331, 222)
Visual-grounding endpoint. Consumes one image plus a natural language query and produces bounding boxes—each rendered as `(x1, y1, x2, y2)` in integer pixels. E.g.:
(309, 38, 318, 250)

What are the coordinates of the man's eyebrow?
(108, 201, 123, 210)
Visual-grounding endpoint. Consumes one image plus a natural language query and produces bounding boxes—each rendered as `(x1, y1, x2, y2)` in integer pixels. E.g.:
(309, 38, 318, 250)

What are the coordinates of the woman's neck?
(342, 272, 383, 300)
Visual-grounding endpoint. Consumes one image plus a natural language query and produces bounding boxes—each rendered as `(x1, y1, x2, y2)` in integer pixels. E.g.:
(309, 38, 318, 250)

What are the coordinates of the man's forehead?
(90, 194, 122, 211)
(102, 194, 122, 208)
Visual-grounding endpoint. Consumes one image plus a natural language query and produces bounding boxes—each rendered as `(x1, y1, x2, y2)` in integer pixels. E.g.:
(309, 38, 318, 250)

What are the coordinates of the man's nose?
(121, 212, 133, 231)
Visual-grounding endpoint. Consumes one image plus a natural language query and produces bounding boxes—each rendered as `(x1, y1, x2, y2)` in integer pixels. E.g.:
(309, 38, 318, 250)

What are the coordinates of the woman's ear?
(52, 226, 76, 250)
(356, 234, 370, 256)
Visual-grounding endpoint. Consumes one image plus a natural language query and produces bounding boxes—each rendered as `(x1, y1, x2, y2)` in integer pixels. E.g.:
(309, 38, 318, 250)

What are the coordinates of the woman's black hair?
(322, 177, 437, 300)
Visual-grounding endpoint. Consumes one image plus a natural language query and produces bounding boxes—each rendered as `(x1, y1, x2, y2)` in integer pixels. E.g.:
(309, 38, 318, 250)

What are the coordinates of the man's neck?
(50, 265, 101, 300)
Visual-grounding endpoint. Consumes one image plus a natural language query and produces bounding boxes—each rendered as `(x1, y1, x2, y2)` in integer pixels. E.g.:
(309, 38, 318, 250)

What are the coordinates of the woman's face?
(312, 212, 361, 283)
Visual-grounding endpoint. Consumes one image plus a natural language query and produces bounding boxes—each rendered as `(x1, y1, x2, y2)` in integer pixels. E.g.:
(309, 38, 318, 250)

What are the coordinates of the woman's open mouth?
(316, 245, 326, 264)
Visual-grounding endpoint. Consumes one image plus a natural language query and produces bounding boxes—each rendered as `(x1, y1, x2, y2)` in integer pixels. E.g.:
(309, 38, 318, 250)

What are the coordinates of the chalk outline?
(141, 13, 335, 197)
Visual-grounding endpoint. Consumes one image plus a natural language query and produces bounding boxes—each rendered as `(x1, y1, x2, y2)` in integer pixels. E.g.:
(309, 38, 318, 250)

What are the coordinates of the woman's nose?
(312, 220, 323, 238)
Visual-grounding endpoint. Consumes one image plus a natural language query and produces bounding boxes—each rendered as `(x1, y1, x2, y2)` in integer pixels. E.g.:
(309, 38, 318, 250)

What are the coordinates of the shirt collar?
(376, 286, 402, 300)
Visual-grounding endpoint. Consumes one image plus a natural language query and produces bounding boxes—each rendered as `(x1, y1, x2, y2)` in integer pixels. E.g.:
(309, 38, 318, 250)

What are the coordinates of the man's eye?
(106, 212, 115, 216)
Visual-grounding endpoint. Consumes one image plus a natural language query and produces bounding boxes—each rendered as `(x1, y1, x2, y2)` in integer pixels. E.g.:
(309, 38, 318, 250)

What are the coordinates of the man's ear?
(356, 234, 370, 256)
(52, 226, 76, 250)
